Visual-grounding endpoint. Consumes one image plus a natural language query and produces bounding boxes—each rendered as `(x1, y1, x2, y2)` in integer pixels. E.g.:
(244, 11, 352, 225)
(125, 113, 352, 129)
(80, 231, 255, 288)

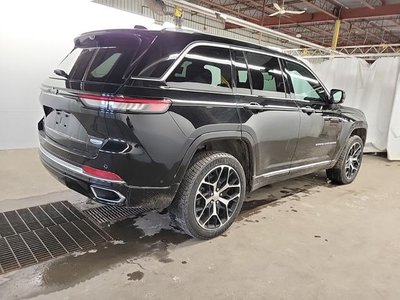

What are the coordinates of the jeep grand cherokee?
(38, 29, 367, 239)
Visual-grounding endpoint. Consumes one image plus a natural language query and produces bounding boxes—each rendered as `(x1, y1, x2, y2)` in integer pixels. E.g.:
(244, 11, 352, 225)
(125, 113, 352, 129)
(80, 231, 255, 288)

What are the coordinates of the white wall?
(0, 0, 158, 149)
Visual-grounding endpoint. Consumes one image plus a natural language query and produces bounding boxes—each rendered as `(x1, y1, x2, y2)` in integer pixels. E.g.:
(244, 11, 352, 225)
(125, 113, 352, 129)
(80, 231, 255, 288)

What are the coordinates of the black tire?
(169, 151, 246, 239)
(326, 135, 364, 185)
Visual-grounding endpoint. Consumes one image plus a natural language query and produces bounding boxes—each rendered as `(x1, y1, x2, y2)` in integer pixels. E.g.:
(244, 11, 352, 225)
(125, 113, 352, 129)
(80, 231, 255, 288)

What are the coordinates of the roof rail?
(161, 27, 200, 33)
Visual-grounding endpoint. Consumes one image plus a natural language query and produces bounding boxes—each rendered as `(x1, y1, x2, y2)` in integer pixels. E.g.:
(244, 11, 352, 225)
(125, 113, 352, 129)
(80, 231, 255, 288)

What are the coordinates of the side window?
(245, 52, 286, 98)
(285, 61, 327, 102)
(167, 46, 232, 92)
(232, 50, 251, 95)
(133, 34, 192, 79)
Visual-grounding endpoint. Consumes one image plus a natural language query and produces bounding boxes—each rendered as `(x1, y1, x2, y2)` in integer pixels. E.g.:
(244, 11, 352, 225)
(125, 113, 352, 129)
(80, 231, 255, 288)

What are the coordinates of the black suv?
(39, 29, 367, 239)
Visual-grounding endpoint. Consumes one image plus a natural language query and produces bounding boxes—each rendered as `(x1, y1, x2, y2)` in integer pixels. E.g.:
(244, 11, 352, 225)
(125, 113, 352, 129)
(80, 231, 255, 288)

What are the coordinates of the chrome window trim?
(161, 85, 233, 95)
(130, 39, 329, 105)
(161, 41, 297, 102)
(163, 86, 292, 102)
(262, 104, 299, 111)
(130, 40, 319, 85)
(283, 60, 330, 101)
(255, 160, 332, 180)
(239, 95, 291, 102)
(171, 99, 237, 107)
(170, 99, 299, 111)
(130, 77, 161, 81)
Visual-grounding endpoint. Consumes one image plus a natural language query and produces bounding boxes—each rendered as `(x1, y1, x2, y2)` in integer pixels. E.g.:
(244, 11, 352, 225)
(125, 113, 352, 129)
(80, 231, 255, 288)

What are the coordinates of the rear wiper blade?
(54, 69, 70, 79)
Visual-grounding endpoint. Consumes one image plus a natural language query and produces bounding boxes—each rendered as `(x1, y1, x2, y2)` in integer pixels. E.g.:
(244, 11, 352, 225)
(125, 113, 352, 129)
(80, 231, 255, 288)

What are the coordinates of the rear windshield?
(54, 31, 197, 83)
(55, 32, 156, 84)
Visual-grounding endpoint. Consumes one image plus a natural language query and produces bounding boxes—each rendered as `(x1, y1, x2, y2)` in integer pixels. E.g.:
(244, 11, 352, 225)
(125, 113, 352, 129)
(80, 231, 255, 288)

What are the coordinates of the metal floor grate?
(83, 205, 150, 224)
(0, 201, 112, 274)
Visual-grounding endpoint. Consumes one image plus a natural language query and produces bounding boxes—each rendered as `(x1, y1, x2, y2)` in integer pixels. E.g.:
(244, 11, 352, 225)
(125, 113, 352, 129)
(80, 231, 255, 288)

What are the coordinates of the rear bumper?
(39, 145, 179, 209)
(40, 145, 128, 204)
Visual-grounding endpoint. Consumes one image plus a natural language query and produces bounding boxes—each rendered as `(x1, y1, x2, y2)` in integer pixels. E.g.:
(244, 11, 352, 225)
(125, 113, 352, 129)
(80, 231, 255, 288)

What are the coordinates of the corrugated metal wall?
(93, 0, 294, 49)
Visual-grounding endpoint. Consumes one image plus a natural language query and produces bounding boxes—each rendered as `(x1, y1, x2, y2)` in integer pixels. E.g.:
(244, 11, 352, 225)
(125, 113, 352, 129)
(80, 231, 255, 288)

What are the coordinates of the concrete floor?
(0, 149, 400, 300)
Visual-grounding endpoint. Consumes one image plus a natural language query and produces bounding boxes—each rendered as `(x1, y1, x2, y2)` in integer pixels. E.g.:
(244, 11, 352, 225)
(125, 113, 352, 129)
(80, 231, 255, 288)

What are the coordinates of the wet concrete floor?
(1, 151, 400, 299)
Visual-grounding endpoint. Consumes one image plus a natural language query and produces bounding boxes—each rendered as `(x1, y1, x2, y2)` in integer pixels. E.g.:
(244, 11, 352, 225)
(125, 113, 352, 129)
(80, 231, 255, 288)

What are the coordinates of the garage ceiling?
(196, 0, 400, 47)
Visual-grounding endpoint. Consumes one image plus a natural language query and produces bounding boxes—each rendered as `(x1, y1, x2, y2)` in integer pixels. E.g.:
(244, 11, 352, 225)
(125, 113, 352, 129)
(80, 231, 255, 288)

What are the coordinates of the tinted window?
(245, 52, 286, 97)
(232, 51, 251, 95)
(58, 48, 96, 81)
(55, 31, 167, 85)
(56, 37, 143, 84)
(85, 47, 137, 83)
(90, 53, 121, 78)
(167, 46, 232, 92)
(285, 61, 327, 102)
(133, 34, 193, 78)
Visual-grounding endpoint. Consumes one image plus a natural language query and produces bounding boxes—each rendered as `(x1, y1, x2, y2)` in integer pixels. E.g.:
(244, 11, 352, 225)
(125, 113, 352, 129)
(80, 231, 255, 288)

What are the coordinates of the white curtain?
(311, 57, 400, 160)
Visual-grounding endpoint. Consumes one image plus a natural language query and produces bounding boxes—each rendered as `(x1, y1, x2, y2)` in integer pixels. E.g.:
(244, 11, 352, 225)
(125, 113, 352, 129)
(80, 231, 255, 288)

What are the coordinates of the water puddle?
(0, 212, 189, 299)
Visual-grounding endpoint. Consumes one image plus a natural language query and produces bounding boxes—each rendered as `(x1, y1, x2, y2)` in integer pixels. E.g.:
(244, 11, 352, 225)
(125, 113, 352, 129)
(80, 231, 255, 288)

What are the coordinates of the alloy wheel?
(345, 142, 362, 180)
(194, 165, 241, 230)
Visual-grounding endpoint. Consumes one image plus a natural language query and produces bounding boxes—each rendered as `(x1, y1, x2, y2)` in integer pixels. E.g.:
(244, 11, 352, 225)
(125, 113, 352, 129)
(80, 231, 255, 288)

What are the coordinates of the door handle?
(245, 102, 264, 113)
(301, 106, 315, 115)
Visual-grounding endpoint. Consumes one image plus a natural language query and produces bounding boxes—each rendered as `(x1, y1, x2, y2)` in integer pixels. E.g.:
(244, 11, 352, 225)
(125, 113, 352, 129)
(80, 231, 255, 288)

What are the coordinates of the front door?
(283, 60, 343, 169)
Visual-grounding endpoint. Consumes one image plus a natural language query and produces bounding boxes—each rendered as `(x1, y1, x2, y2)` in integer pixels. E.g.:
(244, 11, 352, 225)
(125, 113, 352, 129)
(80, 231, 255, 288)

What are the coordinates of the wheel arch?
(350, 127, 367, 144)
(173, 131, 256, 192)
(331, 124, 367, 168)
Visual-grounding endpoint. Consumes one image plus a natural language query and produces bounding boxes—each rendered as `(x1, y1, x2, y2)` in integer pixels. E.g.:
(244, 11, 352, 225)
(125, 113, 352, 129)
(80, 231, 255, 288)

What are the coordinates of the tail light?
(82, 165, 124, 182)
(79, 94, 171, 113)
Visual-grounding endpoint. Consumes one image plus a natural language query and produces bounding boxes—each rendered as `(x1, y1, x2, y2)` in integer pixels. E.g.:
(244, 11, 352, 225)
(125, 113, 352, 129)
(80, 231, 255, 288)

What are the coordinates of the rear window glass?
(90, 53, 121, 79)
(56, 46, 136, 84)
(55, 33, 155, 84)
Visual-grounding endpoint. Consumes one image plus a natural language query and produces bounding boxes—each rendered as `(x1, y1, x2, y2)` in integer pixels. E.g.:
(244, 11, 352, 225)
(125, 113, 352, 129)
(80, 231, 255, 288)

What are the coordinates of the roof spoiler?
(73, 29, 155, 48)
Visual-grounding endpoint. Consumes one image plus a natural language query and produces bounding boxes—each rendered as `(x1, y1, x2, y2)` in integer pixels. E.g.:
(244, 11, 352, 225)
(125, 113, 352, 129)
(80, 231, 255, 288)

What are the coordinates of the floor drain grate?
(83, 205, 150, 224)
(0, 201, 112, 274)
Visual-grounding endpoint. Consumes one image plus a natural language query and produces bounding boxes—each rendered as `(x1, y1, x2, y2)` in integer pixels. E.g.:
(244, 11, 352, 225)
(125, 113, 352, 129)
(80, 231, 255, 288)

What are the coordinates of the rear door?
(233, 50, 300, 186)
(283, 60, 343, 168)
(164, 44, 240, 135)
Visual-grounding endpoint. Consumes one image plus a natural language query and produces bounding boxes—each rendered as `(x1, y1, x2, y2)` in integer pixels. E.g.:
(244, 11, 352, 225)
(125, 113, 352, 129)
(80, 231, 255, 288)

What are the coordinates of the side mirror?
(330, 89, 345, 104)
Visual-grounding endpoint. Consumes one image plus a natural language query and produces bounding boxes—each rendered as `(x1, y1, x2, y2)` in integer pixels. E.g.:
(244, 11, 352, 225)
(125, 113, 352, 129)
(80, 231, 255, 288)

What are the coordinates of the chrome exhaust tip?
(90, 185, 126, 205)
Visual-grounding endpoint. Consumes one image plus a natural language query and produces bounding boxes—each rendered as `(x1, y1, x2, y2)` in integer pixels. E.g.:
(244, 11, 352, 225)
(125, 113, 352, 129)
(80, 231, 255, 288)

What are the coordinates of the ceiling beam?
(359, 0, 375, 9)
(196, 0, 259, 22)
(166, 0, 346, 54)
(232, 3, 400, 27)
(300, 0, 337, 19)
